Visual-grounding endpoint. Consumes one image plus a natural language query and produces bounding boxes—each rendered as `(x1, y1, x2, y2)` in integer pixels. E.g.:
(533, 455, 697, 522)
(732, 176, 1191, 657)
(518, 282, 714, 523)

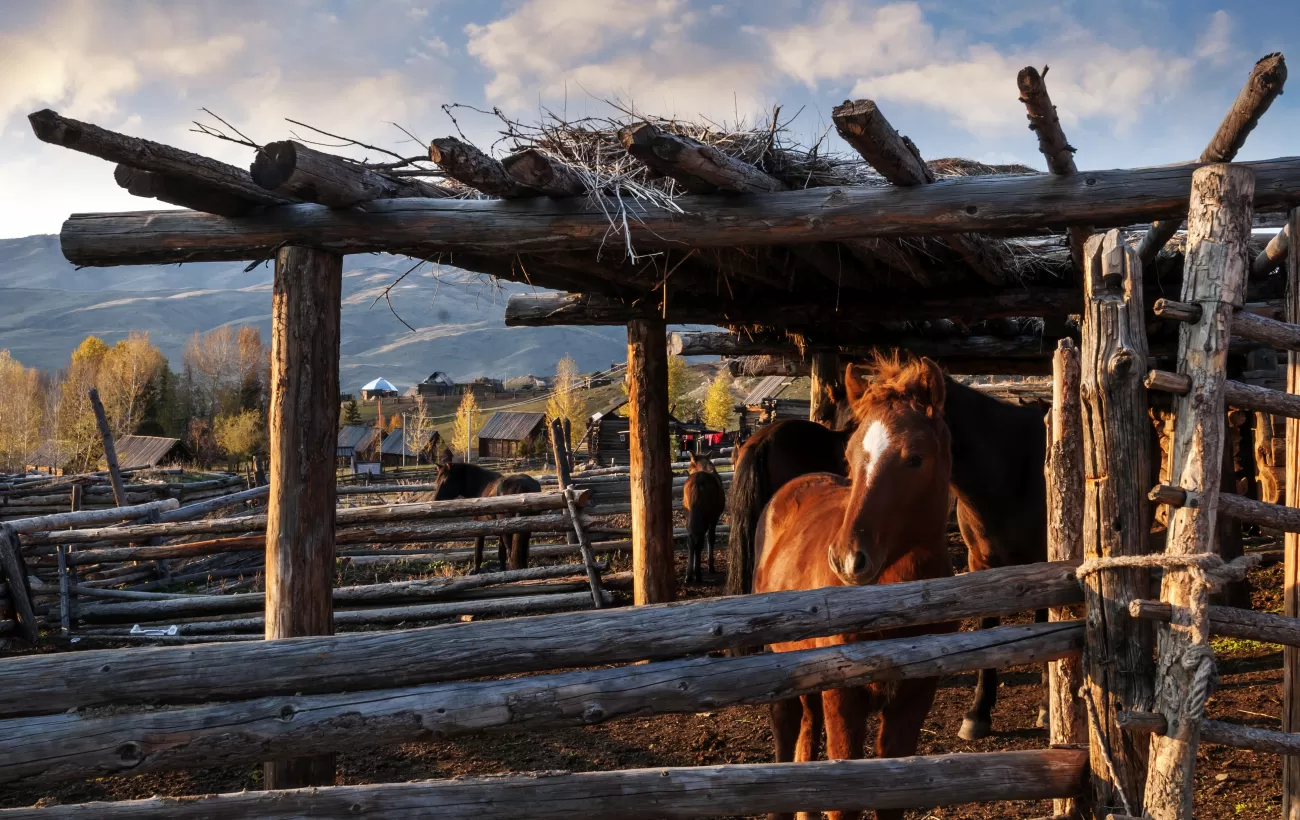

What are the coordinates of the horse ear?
(844, 363, 868, 407)
(918, 357, 946, 415)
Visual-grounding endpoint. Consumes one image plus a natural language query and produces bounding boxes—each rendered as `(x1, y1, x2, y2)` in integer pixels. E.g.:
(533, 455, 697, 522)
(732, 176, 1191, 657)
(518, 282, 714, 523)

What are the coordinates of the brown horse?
(425, 462, 541, 572)
(682, 453, 726, 583)
(754, 355, 955, 820)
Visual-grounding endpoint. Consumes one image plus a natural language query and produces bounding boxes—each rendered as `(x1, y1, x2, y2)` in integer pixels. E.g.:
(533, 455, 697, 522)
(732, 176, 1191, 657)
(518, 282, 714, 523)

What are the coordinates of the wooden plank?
(1144, 164, 1255, 820)
(1137, 54, 1287, 264)
(87, 388, 127, 507)
(0, 621, 1082, 787)
(263, 245, 342, 789)
(1079, 229, 1156, 815)
(1046, 337, 1088, 819)
(1286, 204, 1300, 820)
(1131, 599, 1300, 647)
(56, 156, 1300, 267)
(627, 317, 674, 605)
(0, 749, 1088, 820)
(0, 560, 1082, 718)
(251, 141, 445, 207)
(0, 526, 37, 643)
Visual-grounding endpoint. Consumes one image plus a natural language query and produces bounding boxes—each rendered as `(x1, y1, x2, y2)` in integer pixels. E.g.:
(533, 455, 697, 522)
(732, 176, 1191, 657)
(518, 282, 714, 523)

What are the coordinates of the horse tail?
(725, 441, 769, 596)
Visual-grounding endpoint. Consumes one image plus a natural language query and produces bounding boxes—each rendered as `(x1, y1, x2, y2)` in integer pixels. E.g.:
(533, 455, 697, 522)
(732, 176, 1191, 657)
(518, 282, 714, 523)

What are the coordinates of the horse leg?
(873, 678, 940, 820)
(511, 531, 530, 570)
(472, 536, 485, 573)
(707, 523, 717, 574)
(767, 697, 804, 820)
(959, 615, 1001, 740)
(1035, 607, 1050, 728)
(497, 535, 509, 571)
(822, 687, 869, 820)
(796, 692, 823, 762)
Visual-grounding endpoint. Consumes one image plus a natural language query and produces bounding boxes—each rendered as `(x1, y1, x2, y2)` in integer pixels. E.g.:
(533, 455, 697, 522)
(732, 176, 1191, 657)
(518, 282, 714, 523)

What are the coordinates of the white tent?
(361, 377, 397, 393)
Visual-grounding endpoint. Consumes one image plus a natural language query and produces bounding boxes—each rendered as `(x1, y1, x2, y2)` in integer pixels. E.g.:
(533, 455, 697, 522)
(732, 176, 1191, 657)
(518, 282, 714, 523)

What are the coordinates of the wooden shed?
(380, 427, 440, 467)
(99, 436, 190, 470)
(476, 411, 547, 459)
(25, 440, 73, 476)
(585, 397, 688, 466)
(336, 425, 382, 465)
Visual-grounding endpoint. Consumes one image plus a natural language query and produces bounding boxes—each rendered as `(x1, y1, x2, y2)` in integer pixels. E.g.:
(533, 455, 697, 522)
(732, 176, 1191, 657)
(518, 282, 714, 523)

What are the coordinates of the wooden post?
(809, 349, 841, 426)
(87, 389, 126, 507)
(1046, 337, 1089, 819)
(627, 317, 675, 605)
(0, 526, 38, 643)
(1284, 204, 1300, 820)
(262, 245, 342, 789)
(1079, 229, 1156, 817)
(1143, 164, 1254, 820)
(549, 418, 605, 608)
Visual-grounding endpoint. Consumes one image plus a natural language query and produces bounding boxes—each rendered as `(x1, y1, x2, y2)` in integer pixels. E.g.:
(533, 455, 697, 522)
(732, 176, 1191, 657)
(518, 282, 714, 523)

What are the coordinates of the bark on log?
(1285, 205, 1300, 820)
(1201, 719, 1300, 756)
(1079, 229, 1156, 815)
(1149, 368, 1300, 419)
(429, 137, 537, 198)
(1137, 54, 1287, 264)
(1154, 298, 1300, 353)
(620, 122, 785, 194)
(1144, 164, 1254, 820)
(113, 164, 260, 217)
(627, 318, 674, 605)
(809, 350, 841, 426)
(0, 749, 1088, 820)
(667, 329, 1060, 363)
(56, 156, 1300, 267)
(1131, 599, 1300, 647)
(156, 485, 268, 522)
(549, 418, 604, 607)
(88, 389, 127, 507)
(0, 560, 1082, 718)
(250, 141, 445, 207)
(501, 149, 588, 197)
(1016, 65, 1090, 271)
(1255, 224, 1292, 276)
(5, 500, 177, 536)
(264, 245, 341, 789)
(1046, 337, 1088, 819)
(28, 110, 290, 206)
(0, 527, 37, 643)
(726, 355, 806, 377)
(0, 621, 1082, 787)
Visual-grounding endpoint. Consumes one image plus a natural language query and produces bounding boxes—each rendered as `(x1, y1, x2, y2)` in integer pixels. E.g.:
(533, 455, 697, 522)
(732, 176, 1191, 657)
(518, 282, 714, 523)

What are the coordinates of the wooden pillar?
(627, 318, 674, 605)
(1079, 229, 1156, 817)
(1045, 337, 1089, 819)
(1284, 204, 1300, 820)
(1145, 164, 1254, 820)
(809, 349, 841, 426)
(263, 245, 342, 789)
(88, 388, 127, 506)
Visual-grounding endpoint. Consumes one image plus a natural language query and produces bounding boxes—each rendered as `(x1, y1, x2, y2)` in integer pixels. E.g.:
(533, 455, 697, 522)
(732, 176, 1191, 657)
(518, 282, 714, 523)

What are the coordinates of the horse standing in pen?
(421, 462, 541, 572)
(682, 452, 726, 583)
(754, 354, 955, 820)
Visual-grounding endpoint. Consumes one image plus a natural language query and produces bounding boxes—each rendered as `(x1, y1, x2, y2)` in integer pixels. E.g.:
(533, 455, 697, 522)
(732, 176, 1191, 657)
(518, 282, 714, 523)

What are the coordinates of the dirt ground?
(1, 534, 1288, 818)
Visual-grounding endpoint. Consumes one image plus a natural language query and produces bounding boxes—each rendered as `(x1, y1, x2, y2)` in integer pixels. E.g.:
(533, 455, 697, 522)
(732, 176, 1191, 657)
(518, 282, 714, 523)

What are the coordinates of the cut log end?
(27, 109, 77, 145)
(249, 141, 298, 191)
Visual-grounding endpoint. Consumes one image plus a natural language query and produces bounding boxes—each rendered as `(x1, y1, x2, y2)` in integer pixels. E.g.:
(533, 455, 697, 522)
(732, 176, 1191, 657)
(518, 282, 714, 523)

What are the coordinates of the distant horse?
(754, 354, 955, 820)
(682, 453, 726, 583)
(725, 383, 857, 596)
(423, 462, 541, 572)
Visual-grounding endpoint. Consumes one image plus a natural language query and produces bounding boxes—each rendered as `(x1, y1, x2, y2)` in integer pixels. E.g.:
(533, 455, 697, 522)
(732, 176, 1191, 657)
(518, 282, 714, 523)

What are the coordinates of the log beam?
(1286, 205, 1300, 820)
(809, 350, 841, 425)
(56, 156, 1300, 267)
(627, 318, 674, 604)
(1137, 54, 1287, 264)
(429, 137, 537, 198)
(263, 245, 342, 789)
(1255, 223, 1292, 277)
(113, 164, 261, 217)
(1131, 598, 1300, 647)
(501, 149, 588, 197)
(0, 527, 37, 643)
(1017, 65, 1090, 271)
(250, 141, 446, 207)
(620, 122, 786, 194)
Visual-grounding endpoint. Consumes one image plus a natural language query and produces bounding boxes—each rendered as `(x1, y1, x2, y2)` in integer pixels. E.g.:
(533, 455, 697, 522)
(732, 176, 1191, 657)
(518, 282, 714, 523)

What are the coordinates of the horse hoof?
(1037, 706, 1050, 729)
(958, 718, 992, 741)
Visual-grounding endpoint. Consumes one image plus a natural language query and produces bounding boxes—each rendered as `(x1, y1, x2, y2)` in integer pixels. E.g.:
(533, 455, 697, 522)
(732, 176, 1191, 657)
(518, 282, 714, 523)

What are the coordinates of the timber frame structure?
(11, 51, 1300, 819)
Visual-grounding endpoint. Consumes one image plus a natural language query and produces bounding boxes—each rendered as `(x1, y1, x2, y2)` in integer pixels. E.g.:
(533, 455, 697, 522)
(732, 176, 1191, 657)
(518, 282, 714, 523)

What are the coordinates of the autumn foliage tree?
(545, 355, 585, 448)
(702, 370, 737, 431)
(214, 408, 266, 468)
(0, 351, 49, 472)
(450, 389, 479, 461)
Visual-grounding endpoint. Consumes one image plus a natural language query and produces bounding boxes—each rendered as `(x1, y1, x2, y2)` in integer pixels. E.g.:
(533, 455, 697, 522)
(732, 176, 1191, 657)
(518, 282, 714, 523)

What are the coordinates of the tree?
(546, 355, 586, 448)
(702, 370, 737, 431)
(0, 351, 49, 472)
(405, 396, 434, 463)
(99, 332, 166, 440)
(667, 354, 691, 416)
(450, 389, 479, 461)
(342, 399, 362, 426)
(54, 335, 111, 471)
(183, 325, 269, 420)
(214, 408, 265, 468)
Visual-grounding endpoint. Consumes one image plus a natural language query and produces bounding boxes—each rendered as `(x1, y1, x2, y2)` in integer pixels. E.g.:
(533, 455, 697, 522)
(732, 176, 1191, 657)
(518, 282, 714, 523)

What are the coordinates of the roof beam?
(250, 141, 447, 207)
(57, 155, 1300, 267)
(1137, 53, 1287, 264)
(1016, 65, 1090, 272)
(429, 137, 538, 198)
(671, 330, 1061, 369)
(501, 149, 588, 197)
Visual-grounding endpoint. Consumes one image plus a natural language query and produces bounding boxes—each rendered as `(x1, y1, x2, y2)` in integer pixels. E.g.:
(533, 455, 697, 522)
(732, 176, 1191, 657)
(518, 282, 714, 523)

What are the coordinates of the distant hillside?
(0, 235, 705, 393)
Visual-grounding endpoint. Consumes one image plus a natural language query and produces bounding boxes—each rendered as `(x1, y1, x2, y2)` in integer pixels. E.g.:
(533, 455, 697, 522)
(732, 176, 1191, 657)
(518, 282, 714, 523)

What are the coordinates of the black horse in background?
(423, 462, 542, 572)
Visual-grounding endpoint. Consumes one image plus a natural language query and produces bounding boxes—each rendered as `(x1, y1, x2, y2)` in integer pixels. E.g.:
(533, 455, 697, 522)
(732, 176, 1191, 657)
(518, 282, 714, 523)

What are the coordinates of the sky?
(1, 0, 1298, 239)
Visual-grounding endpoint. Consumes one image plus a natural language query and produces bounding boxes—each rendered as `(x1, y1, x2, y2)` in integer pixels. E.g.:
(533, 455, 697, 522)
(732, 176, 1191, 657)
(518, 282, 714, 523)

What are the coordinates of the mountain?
(0, 235, 650, 392)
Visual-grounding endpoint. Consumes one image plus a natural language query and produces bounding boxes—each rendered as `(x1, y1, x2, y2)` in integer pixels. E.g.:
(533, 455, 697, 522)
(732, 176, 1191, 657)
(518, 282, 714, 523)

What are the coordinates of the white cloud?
(1194, 10, 1237, 67)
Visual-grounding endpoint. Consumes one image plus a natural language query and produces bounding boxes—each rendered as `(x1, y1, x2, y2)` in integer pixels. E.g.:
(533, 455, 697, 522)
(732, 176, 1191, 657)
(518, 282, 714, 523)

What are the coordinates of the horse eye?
(906, 454, 923, 468)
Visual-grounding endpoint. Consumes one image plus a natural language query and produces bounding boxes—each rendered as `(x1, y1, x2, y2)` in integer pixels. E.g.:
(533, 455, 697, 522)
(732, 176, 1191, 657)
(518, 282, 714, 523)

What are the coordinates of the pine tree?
(451, 389, 480, 461)
(702, 370, 736, 432)
(342, 399, 362, 426)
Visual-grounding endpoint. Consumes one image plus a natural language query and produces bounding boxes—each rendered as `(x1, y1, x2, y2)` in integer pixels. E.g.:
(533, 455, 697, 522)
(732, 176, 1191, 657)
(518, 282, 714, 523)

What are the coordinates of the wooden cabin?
(585, 397, 691, 466)
(736, 376, 811, 439)
(25, 440, 73, 476)
(380, 428, 440, 467)
(415, 371, 457, 397)
(336, 424, 383, 470)
(476, 411, 547, 459)
(99, 436, 190, 470)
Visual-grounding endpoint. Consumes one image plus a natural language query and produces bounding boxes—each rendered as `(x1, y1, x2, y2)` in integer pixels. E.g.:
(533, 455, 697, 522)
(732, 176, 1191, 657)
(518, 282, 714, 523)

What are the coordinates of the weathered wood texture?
(1144, 164, 1254, 820)
(1286, 205, 1300, 820)
(0, 622, 1082, 787)
(251, 141, 444, 207)
(0, 527, 37, 643)
(627, 318, 674, 605)
(620, 122, 785, 194)
(0, 749, 1088, 820)
(809, 350, 841, 425)
(1154, 297, 1300, 351)
(1131, 598, 1300, 647)
(1046, 337, 1088, 819)
(1017, 65, 1090, 271)
(1147, 368, 1300, 419)
(549, 418, 604, 607)
(87, 388, 127, 506)
(1079, 229, 1155, 815)
(1201, 719, 1300, 756)
(28, 110, 288, 207)
(1254, 223, 1291, 276)
(56, 156, 1300, 267)
(429, 137, 536, 198)
(501, 149, 587, 197)
(155, 485, 268, 522)
(1153, 481, 1300, 534)
(1137, 53, 1286, 264)
(4, 499, 177, 536)
(113, 164, 257, 217)
(263, 246, 342, 789)
(0, 560, 1082, 718)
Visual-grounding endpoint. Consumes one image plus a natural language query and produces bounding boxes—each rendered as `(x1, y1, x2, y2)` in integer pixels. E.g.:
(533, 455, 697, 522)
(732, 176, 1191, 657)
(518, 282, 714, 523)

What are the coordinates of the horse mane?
(852, 351, 937, 409)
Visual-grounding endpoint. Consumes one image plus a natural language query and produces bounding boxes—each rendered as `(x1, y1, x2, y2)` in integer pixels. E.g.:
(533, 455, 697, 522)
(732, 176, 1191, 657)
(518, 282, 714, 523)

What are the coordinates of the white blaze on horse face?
(860, 419, 891, 488)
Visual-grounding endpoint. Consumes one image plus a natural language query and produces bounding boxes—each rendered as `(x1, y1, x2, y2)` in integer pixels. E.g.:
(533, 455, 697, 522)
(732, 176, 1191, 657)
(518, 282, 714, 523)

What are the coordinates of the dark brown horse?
(427, 462, 541, 572)
(682, 453, 726, 583)
(754, 354, 955, 820)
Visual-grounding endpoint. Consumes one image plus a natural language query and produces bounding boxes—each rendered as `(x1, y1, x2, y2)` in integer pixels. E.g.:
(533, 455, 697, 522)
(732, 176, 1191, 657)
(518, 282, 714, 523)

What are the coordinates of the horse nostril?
(852, 550, 869, 575)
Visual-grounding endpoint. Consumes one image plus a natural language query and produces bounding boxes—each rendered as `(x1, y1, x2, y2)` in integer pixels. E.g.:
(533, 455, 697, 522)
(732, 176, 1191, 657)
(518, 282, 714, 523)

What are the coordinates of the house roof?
(337, 425, 379, 452)
(380, 427, 437, 456)
(361, 377, 397, 392)
(421, 372, 455, 386)
(110, 436, 186, 469)
(26, 439, 73, 467)
(590, 396, 629, 421)
(742, 375, 792, 406)
(477, 411, 547, 442)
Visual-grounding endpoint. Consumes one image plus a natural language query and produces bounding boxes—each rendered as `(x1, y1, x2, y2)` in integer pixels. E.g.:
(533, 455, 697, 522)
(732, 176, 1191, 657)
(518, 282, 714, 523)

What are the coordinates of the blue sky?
(1, 0, 1297, 239)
